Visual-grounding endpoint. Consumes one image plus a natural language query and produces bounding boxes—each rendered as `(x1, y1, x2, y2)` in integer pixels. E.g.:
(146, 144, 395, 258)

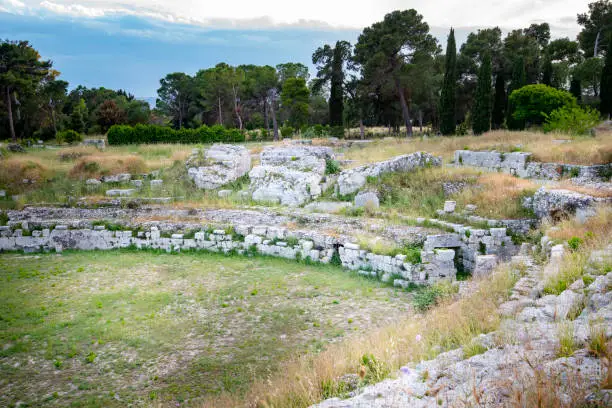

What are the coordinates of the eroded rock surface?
(187, 144, 251, 189)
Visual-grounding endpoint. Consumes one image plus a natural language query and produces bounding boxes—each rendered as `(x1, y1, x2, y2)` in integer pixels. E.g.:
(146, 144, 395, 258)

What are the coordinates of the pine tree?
(70, 98, 87, 133)
(600, 33, 612, 117)
(439, 28, 457, 135)
(472, 53, 492, 135)
(492, 73, 506, 129)
(569, 78, 582, 102)
(507, 57, 526, 130)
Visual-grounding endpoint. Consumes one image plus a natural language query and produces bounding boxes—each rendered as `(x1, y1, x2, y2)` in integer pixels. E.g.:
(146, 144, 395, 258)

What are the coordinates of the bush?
(57, 129, 83, 144)
(330, 125, 345, 138)
(325, 158, 341, 175)
(106, 124, 246, 145)
(509, 84, 577, 126)
(543, 105, 600, 135)
(280, 126, 295, 138)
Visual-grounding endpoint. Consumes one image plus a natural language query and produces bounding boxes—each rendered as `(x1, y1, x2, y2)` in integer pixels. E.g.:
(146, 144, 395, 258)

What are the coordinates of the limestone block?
(187, 144, 251, 190)
(473, 255, 498, 277)
(443, 201, 456, 213)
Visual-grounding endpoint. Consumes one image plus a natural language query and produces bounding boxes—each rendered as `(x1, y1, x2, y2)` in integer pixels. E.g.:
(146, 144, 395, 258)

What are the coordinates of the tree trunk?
(232, 85, 242, 130)
(595, 28, 602, 57)
(5, 87, 16, 143)
(218, 96, 223, 125)
(51, 107, 57, 137)
(418, 110, 423, 133)
(264, 98, 270, 136)
(359, 118, 364, 140)
(178, 98, 183, 129)
(269, 96, 279, 141)
(395, 77, 413, 137)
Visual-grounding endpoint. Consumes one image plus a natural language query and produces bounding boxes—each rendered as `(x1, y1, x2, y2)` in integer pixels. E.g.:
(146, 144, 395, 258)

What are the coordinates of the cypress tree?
(329, 42, 344, 127)
(439, 28, 457, 135)
(569, 78, 582, 102)
(507, 57, 526, 130)
(472, 53, 492, 135)
(600, 33, 612, 117)
(492, 73, 506, 129)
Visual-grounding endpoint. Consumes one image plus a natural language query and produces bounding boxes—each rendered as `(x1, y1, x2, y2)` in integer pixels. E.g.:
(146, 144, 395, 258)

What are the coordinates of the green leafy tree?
(156, 72, 193, 128)
(570, 78, 582, 101)
(276, 63, 310, 85)
(69, 98, 88, 133)
(281, 77, 310, 129)
(472, 53, 493, 135)
(96, 99, 126, 132)
(312, 40, 353, 127)
(41, 77, 68, 137)
(572, 57, 604, 96)
(600, 32, 612, 117)
(0, 40, 51, 142)
(506, 57, 527, 129)
(509, 84, 577, 126)
(354, 9, 439, 137)
(577, 0, 612, 57)
(439, 28, 457, 135)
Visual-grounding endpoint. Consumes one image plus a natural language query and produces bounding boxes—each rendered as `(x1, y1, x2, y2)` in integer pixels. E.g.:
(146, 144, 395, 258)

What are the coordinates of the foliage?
(600, 32, 612, 117)
(325, 158, 341, 175)
(567, 236, 584, 251)
(69, 98, 88, 133)
(577, 0, 612, 57)
(508, 84, 577, 126)
(412, 280, 457, 312)
(57, 129, 83, 144)
(280, 77, 310, 128)
(492, 73, 506, 129)
(107, 124, 245, 145)
(280, 126, 295, 138)
(472, 53, 493, 135)
(439, 28, 457, 135)
(543, 105, 600, 135)
(312, 41, 352, 127)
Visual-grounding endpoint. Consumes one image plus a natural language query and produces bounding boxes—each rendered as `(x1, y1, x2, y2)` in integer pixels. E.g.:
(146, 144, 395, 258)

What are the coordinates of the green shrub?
(360, 354, 390, 384)
(107, 124, 246, 145)
(412, 281, 457, 312)
(280, 126, 295, 138)
(57, 129, 83, 144)
(325, 158, 341, 175)
(509, 84, 577, 126)
(567, 236, 583, 251)
(543, 105, 600, 135)
(330, 125, 345, 138)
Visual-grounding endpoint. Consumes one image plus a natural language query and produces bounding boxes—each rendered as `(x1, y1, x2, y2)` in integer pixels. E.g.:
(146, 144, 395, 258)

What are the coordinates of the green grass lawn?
(0, 250, 412, 407)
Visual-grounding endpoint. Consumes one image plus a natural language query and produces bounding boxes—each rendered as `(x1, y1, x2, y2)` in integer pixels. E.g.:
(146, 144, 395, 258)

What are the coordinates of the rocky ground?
(313, 244, 612, 408)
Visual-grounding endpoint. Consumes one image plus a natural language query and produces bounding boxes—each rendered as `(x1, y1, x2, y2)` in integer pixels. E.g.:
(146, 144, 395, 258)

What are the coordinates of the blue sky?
(0, 0, 587, 98)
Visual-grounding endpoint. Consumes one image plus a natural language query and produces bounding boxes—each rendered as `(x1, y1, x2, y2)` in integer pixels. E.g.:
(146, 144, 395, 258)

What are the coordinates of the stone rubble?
(249, 146, 334, 206)
(313, 245, 612, 408)
(336, 152, 442, 196)
(524, 187, 611, 220)
(186, 144, 251, 190)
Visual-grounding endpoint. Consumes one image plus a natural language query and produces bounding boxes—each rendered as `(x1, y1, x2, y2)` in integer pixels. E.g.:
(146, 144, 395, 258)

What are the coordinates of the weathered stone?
(105, 189, 136, 197)
(217, 189, 232, 198)
(82, 139, 105, 149)
(473, 255, 498, 277)
(304, 201, 352, 213)
(150, 179, 163, 188)
(444, 201, 457, 213)
(86, 178, 101, 186)
(526, 187, 609, 220)
(249, 146, 333, 206)
(187, 144, 251, 189)
(131, 179, 143, 188)
(102, 173, 131, 183)
(336, 152, 441, 195)
(354, 191, 380, 209)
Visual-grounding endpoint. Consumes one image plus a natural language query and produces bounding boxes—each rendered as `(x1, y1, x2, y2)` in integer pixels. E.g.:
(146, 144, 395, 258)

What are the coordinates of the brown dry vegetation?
(68, 155, 147, 179)
(343, 130, 612, 165)
(545, 205, 612, 245)
(0, 157, 51, 191)
(201, 262, 519, 407)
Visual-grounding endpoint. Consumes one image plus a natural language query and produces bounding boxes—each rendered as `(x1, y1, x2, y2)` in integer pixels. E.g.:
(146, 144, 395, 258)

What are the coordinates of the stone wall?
(524, 187, 612, 220)
(336, 152, 442, 196)
(0, 218, 519, 287)
(454, 150, 611, 182)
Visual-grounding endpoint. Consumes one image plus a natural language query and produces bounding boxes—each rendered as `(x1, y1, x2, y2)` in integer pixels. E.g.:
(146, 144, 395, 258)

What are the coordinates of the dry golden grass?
(546, 206, 612, 245)
(200, 262, 519, 408)
(454, 173, 538, 219)
(0, 157, 51, 191)
(68, 155, 147, 179)
(343, 130, 612, 166)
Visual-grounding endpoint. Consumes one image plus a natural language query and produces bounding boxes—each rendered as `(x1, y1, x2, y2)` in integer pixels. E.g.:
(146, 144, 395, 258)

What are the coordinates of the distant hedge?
(107, 124, 246, 145)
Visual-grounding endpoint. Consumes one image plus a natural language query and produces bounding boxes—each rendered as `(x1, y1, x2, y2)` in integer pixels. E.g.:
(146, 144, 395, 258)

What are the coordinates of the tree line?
(2, 0, 612, 142)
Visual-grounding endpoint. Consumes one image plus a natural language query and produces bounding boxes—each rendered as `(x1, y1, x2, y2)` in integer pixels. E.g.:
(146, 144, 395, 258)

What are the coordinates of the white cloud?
(6, 0, 592, 38)
(0, 0, 27, 13)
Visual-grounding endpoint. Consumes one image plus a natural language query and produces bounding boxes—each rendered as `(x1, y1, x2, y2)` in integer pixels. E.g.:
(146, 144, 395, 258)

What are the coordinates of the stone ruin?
(187, 144, 251, 189)
(248, 146, 334, 206)
(336, 152, 442, 196)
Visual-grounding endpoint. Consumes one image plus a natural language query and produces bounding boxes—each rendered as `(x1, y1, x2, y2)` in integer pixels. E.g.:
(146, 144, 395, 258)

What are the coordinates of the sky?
(0, 0, 593, 98)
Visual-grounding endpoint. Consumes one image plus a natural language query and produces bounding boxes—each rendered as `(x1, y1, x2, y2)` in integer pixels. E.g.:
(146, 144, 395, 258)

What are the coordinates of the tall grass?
(343, 130, 612, 165)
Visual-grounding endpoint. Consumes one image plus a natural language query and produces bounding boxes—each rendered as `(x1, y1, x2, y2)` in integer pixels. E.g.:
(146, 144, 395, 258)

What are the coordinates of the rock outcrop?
(187, 144, 251, 189)
(249, 146, 334, 206)
(336, 152, 441, 196)
(524, 187, 611, 220)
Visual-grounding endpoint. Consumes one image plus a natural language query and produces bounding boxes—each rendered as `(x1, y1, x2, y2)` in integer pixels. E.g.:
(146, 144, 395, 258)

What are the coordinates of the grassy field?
(341, 130, 612, 165)
(0, 250, 413, 407)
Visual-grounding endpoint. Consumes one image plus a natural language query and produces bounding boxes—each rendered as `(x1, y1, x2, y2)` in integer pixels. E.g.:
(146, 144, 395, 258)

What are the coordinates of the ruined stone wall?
(454, 150, 611, 182)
